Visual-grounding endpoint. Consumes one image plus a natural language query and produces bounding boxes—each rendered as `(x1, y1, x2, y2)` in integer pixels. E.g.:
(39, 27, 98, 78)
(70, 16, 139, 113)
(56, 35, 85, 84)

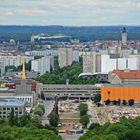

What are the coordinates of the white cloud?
(0, 0, 140, 25)
(135, 2, 140, 8)
(17, 9, 48, 16)
(4, 11, 14, 16)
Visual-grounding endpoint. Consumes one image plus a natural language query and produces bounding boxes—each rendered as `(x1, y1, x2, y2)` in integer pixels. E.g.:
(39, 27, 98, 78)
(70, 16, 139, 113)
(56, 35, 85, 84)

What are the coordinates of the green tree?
(105, 99, 111, 105)
(79, 103, 88, 116)
(38, 104, 45, 114)
(128, 99, 134, 106)
(31, 114, 41, 124)
(13, 113, 18, 126)
(34, 107, 44, 116)
(9, 108, 15, 126)
(0, 125, 62, 140)
(80, 115, 89, 128)
(5, 65, 17, 72)
(89, 123, 100, 130)
(93, 94, 101, 104)
(122, 100, 127, 105)
(18, 113, 31, 127)
(36, 62, 100, 85)
(48, 112, 59, 127)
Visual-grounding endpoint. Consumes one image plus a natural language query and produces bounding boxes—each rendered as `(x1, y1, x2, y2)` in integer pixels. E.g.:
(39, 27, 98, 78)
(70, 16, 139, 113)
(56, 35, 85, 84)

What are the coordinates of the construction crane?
(22, 57, 26, 80)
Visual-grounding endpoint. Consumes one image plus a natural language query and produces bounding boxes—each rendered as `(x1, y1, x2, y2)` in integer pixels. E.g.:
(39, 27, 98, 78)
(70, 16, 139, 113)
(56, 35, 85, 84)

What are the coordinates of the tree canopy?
(79, 103, 88, 116)
(0, 125, 62, 140)
(48, 112, 59, 127)
(80, 116, 140, 140)
(36, 62, 99, 84)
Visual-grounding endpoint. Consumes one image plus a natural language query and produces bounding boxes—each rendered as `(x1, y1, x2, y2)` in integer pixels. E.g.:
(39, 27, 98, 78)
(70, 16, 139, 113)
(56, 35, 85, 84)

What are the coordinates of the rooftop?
(112, 70, 140, 79)
(0, 99, 25, 107)
(103, 84, 140, 87)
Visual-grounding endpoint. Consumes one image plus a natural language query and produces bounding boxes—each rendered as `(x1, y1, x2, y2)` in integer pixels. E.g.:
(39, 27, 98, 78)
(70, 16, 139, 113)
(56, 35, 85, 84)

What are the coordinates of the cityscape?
(0, 0, 140, 140)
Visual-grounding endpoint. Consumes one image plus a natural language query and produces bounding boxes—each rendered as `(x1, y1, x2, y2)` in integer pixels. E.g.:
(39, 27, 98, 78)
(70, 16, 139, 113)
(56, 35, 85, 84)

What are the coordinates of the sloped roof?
(112, 70, 140, 79)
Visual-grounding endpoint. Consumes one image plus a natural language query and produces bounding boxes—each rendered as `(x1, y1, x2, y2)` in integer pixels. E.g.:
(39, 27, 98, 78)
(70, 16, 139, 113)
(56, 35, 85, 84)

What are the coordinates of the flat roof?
(103, 84, 140, 87)
(0, 93, 33, 96)
(0, 99, 25, 107)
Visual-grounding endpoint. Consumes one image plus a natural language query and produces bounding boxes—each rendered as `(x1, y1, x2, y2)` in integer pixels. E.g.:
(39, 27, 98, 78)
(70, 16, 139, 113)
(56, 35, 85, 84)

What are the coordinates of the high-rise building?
(82, 52, 140, 74)
(121, 27, 128, 47)
(0, 55, 34, 75)
(58, 47, 72, 68)
(31, 56, 54, 75)
(72, 49, 79, 62)
(82, 52, 101, 73)
(31, 34, 35, 50)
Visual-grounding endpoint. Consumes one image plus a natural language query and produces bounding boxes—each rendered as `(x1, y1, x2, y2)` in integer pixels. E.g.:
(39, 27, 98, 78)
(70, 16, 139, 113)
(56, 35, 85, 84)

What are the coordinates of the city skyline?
(0, 0, 140, 26)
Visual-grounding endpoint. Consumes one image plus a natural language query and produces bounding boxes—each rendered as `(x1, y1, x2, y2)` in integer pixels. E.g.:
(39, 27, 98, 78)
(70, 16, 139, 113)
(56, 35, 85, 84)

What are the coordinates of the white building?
(83, 52, 101, 73)
(25, 49, 58, 56)
(0, 99, 25, 118)
(101, 55, 140, 74)
(83, 52, 140, 74)
(0, 55, 34, 68)
(0, 55, 34, 75)
(58, 47, 73, 68)
(121, 27, 128, 47)
(72, 50, 79, 62)
(31, 56, 54, 75)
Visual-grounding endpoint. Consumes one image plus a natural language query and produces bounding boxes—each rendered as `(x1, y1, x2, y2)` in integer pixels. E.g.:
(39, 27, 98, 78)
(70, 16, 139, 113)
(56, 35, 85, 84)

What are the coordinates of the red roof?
(113, 70, 140, 79)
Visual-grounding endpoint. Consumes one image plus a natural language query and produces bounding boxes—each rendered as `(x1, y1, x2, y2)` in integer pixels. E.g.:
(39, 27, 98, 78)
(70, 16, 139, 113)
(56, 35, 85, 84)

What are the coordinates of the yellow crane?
(22, 57, 26, 80)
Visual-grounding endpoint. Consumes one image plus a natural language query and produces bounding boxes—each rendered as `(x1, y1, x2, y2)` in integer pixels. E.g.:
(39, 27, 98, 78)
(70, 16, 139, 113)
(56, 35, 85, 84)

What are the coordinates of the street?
(87, 101, 101, 127)
(42, 100, 55, 125)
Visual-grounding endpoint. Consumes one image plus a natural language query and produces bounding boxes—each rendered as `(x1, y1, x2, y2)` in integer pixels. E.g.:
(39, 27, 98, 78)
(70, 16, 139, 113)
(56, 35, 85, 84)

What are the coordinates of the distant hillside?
(0, 25, 140, 42)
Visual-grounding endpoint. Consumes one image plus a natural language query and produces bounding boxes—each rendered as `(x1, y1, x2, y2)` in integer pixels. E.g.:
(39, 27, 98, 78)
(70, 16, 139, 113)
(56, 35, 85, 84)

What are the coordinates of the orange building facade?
(101, 85, 140, 101)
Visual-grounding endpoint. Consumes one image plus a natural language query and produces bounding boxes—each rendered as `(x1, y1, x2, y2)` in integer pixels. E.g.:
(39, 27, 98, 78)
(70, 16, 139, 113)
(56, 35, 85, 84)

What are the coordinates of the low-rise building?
(108, 70, 140, 84)
(101, 84, 140, 102)
(0, 99, 25, 118)
(39, 84, 101, 99)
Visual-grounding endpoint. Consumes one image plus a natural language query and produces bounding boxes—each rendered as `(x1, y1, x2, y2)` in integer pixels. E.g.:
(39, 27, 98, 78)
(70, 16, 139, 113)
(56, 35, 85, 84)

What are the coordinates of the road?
(87, 101, 101, 127)
(42, 100, 55, 125)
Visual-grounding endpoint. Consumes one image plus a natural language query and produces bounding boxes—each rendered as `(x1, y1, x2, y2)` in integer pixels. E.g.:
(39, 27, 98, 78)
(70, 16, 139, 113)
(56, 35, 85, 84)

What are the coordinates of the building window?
(3, 112, 6, 114)
(19, 112, 22, 114)
(3, 108, 6, 110)
(7, 108, 10, 110)
(108, 91, 110, 95)
(15, 108, 18, 110)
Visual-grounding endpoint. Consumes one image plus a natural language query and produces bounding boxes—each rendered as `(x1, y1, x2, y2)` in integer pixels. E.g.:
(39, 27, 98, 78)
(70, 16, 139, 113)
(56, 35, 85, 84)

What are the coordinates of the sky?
(0, 0, 140, 26)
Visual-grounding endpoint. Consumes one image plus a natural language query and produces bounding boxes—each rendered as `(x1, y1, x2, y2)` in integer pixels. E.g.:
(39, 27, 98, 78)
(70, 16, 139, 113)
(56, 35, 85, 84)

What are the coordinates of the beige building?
(40, 84, 101, 99)
(108, 70, 140, 84)
(58, 47, 72, 68)
(82, 52, 101, 73)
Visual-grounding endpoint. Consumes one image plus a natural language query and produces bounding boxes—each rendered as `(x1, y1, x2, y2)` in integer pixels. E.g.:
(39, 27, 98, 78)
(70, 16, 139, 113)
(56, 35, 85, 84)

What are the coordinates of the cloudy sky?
(0, 0, 140, 26)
